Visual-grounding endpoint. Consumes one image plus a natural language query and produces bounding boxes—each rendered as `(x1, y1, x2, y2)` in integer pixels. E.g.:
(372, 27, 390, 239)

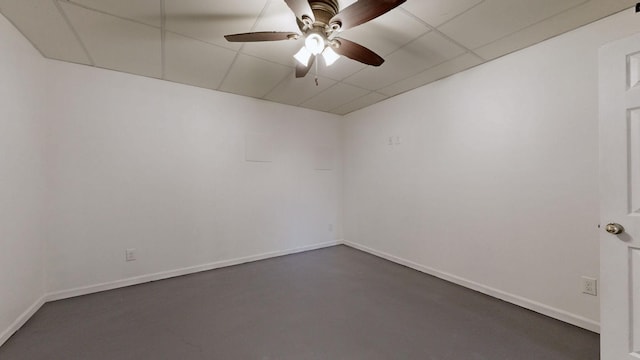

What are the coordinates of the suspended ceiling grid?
(0, 0, 635, 115)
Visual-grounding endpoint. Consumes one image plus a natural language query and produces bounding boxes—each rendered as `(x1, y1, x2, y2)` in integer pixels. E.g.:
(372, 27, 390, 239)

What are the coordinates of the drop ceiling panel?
(164, 0, 266, 51)
(248, 0, 298, 32)
(60, 2, 162, 78)
(0, 0, 90, 64)
(379, 53, 484, 96)
(300, 83, 369, 112)
(402, 0, 484, 27)
(68, 0, 162, 27)
(220, 54, 291, 99)
(344, 31, 466, 90)
(265, 75, 337, 106)
(164, 32, 237, 90)
(316, 59, 366, 81)
(337, 9, 431, 57)
(475, 0, 636, 60)
(331, 92, 388, 115)
(438, 0, 587, 50)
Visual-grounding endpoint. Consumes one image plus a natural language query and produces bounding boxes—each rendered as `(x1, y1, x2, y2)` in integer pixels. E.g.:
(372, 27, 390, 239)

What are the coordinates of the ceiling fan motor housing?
(309, 0, 340, 28)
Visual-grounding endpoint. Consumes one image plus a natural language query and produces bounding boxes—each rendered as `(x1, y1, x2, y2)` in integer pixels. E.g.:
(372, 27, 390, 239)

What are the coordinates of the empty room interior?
(2, 0, 640, 359)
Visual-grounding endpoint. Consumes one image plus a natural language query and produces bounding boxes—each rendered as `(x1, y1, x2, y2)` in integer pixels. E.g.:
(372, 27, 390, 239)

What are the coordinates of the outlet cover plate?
(125, 248, 136, 262)
(582, 276, 597, 296)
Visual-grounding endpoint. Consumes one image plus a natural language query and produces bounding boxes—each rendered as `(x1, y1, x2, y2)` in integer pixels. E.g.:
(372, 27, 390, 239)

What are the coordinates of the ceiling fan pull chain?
(315, 57, 319, 86)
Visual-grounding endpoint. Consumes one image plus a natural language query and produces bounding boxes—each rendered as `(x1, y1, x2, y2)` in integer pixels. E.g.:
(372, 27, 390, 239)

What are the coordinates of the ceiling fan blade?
(296, 55, 316, 78)
(330, 0, 406, 31)
(333, 38, 384, 66)
(284, 0, 315, 22)
(224, 31, 299, 42)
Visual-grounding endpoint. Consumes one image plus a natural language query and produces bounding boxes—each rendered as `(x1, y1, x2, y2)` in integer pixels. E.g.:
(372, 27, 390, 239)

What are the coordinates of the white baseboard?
(0, 295, 45, 347)
(46, 240, 343, 302)
(6, 239, 595, 349)
(344, 240, 600, 333)
(0, 240, 343, 348)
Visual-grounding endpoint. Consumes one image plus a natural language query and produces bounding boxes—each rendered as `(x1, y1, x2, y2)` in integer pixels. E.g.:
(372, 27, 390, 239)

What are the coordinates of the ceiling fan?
(224, 0, 406, 79)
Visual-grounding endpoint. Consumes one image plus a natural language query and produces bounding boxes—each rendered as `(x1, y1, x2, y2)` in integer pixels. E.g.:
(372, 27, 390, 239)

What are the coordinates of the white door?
(599, 32, 640, 360)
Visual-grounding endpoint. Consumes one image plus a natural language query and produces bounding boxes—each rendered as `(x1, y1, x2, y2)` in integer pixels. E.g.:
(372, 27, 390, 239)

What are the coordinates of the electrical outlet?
(328, 224, 333, 232)
(125, 248, 136, 262)
(582, 276, 597, 296)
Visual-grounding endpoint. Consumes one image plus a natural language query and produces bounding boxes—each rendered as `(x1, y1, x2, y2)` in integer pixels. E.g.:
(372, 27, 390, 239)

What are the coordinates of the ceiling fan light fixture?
(225, 0, 405, 78)
(322, 47, 340, 66)
(304, 33, 325, 55)
(294, 46, 312, 66)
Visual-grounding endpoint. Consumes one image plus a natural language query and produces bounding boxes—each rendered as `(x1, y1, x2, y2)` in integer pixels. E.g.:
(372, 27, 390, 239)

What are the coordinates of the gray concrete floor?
(0, 245, 598, 359)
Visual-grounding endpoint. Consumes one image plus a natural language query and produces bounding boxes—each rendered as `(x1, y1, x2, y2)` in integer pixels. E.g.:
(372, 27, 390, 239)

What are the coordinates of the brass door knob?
(605, 223, 625, 235)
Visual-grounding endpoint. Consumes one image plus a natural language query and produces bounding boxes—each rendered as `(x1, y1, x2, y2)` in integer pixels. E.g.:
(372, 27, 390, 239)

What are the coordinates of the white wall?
(344, 8, 640, 331)
(0, 14, 47, 343)
(0, 7, 343, 340)
(44, 61, 343, 295)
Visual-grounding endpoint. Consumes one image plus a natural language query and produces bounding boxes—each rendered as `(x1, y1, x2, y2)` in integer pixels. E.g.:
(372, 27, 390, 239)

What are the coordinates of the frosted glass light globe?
(294, 47, 312, 66)
(305, 33, 325, 55)
(322, 47, 340, 66)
